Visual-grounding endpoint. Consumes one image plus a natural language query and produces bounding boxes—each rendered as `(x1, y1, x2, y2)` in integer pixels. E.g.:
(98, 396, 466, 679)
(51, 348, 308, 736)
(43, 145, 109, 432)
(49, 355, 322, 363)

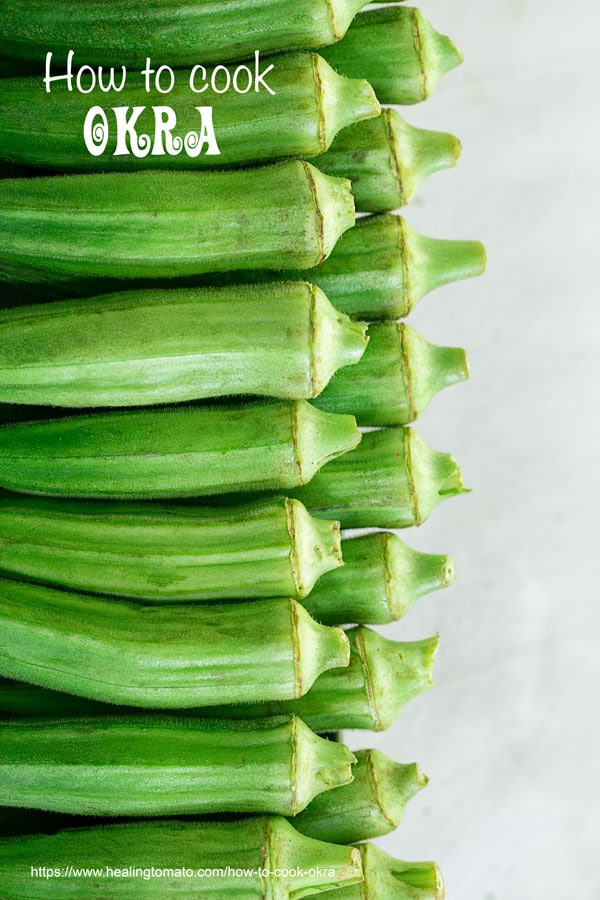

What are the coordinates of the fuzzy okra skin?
(303, 531, 454, 625)
(322, 6, 462, 105)
(0, 283, 368, 408)
(292, 425, 466, 529)
(0, 716, 356, 816)
(0, 583, 350, 707)
(316, 109, 461, 213)
(0, 0, 370, 69)
(0, 819, 363, 899)
(336, 844, 444, 900)
(0, 56, 379, 172)
(0, 161, 354, 286)
(0, 400, 361, 499)
(293, 749, 427, 843)
(314, 322, 469, 426)
(0, 497, 342, 601)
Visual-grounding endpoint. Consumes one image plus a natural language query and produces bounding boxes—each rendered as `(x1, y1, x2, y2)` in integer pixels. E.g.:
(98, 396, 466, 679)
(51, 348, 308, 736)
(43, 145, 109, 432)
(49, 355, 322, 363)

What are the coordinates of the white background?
(351, 1, 600, 897)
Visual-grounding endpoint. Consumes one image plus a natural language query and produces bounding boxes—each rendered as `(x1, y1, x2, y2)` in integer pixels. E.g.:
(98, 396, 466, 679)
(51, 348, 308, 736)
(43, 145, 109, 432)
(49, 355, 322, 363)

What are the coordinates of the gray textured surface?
(349, 1, 600, 896)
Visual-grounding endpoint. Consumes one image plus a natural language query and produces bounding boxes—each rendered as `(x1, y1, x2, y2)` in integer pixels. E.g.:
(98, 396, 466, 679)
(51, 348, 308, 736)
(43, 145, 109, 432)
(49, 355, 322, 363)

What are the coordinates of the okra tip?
(354, 843, 444, 900)
(351, 627, 438, 730)
(292, 599, 350, 698)
(269, 818, 363, 894)
(367, 749, 429, 827)
(401, 219, 487, 312)
(315, 54, 381, 150)
(310, 284, 369, 397)
(286, 498, 343, 598)
(293, 401, 361, 486)
(414, 9, 463, 100)
(390, 111, 461, 206)
(302, 163, 355, 264)
(292, 716, 356, 813)
(400, 323, 469, 421)
(405, 427, 468, 526)
(384, 532, 455, 621)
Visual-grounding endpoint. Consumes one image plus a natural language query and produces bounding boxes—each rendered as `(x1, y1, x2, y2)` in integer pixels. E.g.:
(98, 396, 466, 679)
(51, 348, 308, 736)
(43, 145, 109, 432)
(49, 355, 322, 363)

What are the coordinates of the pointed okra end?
(400, 323, 469, 422)
(292, 716, 356, 813)
(366, 749, 429, 831)
(401, 218, 487, 312)
(268, 818, 363, 897)
(302, 162, 355, 264)
(405, 427, 468, 526)
(286, 498, 343, 599)
(415, 8, 463, 100)
(314, 54, 381, 151)
(390, 111, 461, 207)
(340, 844, 444, 900)
(385, 532, 455, 621)
(309, 284, 369, 397)
(292, 400, 361, 487)
(351, 627, 438, 731)
(291, 599, 350, 698)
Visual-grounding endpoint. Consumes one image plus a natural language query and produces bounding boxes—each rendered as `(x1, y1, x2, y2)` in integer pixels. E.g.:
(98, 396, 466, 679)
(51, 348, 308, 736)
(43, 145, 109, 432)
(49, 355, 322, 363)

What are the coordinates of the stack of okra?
(0, 1, 485, 895)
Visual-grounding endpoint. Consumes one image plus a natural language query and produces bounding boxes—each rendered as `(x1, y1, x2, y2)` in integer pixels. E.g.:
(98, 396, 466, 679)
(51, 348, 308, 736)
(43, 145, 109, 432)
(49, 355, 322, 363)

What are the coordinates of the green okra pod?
(316, 109, 461, 213)
(314, 322, 469, 426)
(322, 6, 462, 105)
(0, 496, 342, 601)
(0, 818, 363, 898)
(0, 400, 361, 499)
(336, 843, 444, 900)
(303, 531, 454, 625)
(293, 749, 427, 843)
(0, 583, 350, 707)
(0, 715, 356, 816)
(0, 0, 370, 69)
(0, 161, 354, 287)
(0, 56, 379, 172)
(0, 629, 437, 731)
(292, 425, 466, 529)
(0, 283, 368, 408)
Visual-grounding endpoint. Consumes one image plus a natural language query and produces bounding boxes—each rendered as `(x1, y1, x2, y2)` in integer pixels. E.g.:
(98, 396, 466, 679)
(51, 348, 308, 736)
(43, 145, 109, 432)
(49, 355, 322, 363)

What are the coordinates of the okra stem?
(322, 6, 463, 105)
(0, 56, 379, 172)
(0, 496, 341, 601)
(316, 109, 461, 213)
(335, 844, 444, 900)
(292, 425, 466, 529)
(293, 749, 427, 843)
(0, 583, 350, 707)
(0, 716, 356, 816)
(0, 401, 361, 499)
(314, 322, 469, 426)
(303, 531, 454, 625)
(0, 283, 368, 407)
(0, 162, 355, 286)
(0, 818, 364, 898)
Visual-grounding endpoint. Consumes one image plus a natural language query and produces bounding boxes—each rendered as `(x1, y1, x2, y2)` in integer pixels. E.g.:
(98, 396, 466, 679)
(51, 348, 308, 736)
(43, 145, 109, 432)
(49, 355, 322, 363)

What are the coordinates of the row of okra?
(0, 1, 484, 896)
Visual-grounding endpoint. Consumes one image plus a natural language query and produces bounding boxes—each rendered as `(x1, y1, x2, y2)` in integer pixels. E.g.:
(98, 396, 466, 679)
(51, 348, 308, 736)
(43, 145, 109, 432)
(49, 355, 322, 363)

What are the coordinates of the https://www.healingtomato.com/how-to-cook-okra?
(0, 0, 485, 895)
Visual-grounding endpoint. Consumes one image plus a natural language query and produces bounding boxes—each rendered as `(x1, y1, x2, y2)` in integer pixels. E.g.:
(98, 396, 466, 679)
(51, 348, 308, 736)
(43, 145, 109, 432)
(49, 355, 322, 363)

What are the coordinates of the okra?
(0, 400, 361, 499)
(303, 531, 454, 625)
(294, 749, 427, 843)
(186, 627, 438, 732)
(0, 715, 355, 816)
(0, 283, 368, 408)
(336, 844, 443, 900)
(0, 497, 341, 601)
(322, 6, 462, 105)
(0, 0, 370, 69)
(316, 110, 461, 213)
(292, 425, 466, 529)
(0, 162, 354, 286)
(0, 818, 363, 898)
(0, 56, 379, 172)
(314, 322, 469, 426)
(0, 582, 350, 707)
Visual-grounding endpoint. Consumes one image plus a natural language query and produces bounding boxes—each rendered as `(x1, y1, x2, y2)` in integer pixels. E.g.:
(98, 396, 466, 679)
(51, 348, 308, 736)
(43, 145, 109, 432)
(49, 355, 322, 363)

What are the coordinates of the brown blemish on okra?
(291, 599, 303, 698)
(309, 283, 319, 397)
(354, 628, 381, 731)
(385, 109, 404, 201)
(403, 427, 420, 527)
(303, 161, 326, 264)
(286, 497, 302, 596)
(290, 715, 300, 815)
(312, 53, 328, 152)
(411, 9, 428, 101)
(398, 323, 417, 423)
